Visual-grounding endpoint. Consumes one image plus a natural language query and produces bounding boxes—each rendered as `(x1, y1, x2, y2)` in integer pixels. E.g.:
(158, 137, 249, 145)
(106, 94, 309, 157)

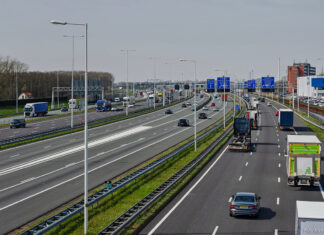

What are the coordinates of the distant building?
(297, 76, 324, 98)
(18, 92, 33, 100)
(288, 63, 316, 93)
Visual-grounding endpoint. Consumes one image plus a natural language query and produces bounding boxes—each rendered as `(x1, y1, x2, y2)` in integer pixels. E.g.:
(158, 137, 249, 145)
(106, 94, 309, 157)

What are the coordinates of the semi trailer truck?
(96, 100, 112, 112)
(246, 109, 258, 130)
(286, 135, 321, 187)
(228, 118, 251, 151)
(279, 109, 294, 130)
(24, 102, 48, 117)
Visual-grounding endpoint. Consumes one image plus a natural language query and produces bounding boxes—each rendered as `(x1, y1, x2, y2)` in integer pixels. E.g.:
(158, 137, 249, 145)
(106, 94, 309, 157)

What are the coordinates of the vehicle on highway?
(127, 104, 135, 108)
(229, 192, 261, 217)
(286, 135, 321, 187)
(111, 106, 123, 111)
(24, 102, 48, 117)
(10, 118, 26, 128)
(228, 118, 251, 151)
(278, 109, 293, 130)
(198, 112, 207, 119)
(96, 99, 112, 112)
(246, 110, 258, 130)
(202, 106, 208, 110)
(165, 109, 173, 114)
(296, 201, 324, 235)
(181, 103, 187, 108)
(178, 119, 189, 127)
(267, 102, 271, 106)
(61, 106, 68, 112)
(200, 94, 204, 98)
(69, 99, 77, 109)
(114, 97, 121, 102)
(261, 98, 265, 102)
(275, 111, 279, 116)
(186, 102, 191, 106)
(213, 107, 219, 112)
(211, 103, 215, 107)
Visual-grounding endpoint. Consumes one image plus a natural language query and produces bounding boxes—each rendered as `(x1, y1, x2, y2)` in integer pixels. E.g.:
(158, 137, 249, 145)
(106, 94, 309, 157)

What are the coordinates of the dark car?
(178, 119, 189, 127)
(61, 106, 68, 112)
(165, 109, 173, 114)
(261, 98, 265, 102)
(229, 192, 261, 217)
(10, 118, 26, 128)
(199, 112, 207, 119)
(181, 103, 187, 108)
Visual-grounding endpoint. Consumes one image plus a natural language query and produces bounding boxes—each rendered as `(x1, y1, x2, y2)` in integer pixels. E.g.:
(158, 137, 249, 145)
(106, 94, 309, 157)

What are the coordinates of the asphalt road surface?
(0, 94, 233, 233)
(141, 100, 324, 235)
(0, 99, 179, 141)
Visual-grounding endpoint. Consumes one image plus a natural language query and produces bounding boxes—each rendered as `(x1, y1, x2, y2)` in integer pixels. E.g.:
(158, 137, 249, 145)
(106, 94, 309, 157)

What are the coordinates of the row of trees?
(0, 56, 114, 100)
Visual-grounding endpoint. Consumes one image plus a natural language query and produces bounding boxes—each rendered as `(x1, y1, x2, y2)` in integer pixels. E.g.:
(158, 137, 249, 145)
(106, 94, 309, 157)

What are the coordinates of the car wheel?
(229, 212, 233, 217)
(254, 213, 259, 218)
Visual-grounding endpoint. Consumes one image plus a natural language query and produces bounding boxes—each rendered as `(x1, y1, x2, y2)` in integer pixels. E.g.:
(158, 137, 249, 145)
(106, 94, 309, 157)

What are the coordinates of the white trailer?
(295, 201, 324, 235)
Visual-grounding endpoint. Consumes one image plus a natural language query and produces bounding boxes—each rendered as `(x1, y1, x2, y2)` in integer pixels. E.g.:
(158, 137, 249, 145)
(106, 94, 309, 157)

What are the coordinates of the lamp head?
(50, 20, 67, 25)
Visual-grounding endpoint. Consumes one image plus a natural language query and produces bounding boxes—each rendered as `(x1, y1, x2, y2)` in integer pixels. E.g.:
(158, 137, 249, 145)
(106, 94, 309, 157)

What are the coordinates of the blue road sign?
(217, 77, 230, 89)
(312, 78, 324, 87)
(261, 77, 274, 89)
(236, 105, 240, 110)
(244, 81, 248, 88)
(247, 80, 256, 89)
(207, 79, 215, 89)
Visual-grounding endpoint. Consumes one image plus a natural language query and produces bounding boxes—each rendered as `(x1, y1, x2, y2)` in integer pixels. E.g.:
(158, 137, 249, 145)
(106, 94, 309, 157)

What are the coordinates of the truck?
(286, 135, 321, 187)
(295, 201, 324, 235)
(279, 109, 294, 130)
(228, 118, 251, 151)
(96, 100, 112, 112)
(69, 99, 77, 109)
(246, 109, 258, 130)
(24, 102, 48, 117)
(123, 96, 135, 106)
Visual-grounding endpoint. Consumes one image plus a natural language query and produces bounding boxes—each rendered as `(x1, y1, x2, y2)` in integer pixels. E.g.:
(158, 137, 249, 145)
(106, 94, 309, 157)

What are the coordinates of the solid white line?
(274, 229, 278, 235)
(95, 152, 105, 157)
(21, 177, 35, 183)
(9, 154, 20, 158)
(278, 177, 281, 183)
(319, 184, 324, 200)
(293, 128, 298, 135)
(238, 176, 242, 181)
(147, 146, 228, 235)
(212, 225, 219, 235)
(277, 197, 280, 205)
(245, 162, 248, 166)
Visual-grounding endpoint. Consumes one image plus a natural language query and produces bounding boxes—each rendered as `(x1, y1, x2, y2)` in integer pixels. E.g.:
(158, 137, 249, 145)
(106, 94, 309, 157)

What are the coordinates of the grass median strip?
(38, 107, 238, 235)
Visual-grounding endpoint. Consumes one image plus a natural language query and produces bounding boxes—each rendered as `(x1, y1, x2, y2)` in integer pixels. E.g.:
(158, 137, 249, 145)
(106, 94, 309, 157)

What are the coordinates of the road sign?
(207, 79, 215, 89)
(247, 80, 256, 89)
(217, 77, 230, 89)
(261, 77, 275, 89)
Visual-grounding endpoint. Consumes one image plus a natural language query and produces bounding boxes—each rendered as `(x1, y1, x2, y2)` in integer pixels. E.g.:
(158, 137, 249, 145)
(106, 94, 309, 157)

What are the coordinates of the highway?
(0, 94, 233, 234)
(141, 100, 324, 234)
(0, 98, 179, 142)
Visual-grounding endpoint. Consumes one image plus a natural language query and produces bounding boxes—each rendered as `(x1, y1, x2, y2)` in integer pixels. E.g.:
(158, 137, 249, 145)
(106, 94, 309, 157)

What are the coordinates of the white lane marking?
(65, 162, 77, 168)
(278, 177, 281, 183)
(276, 134, 279, 137)
(245, 162, 248, 166)
(21, 177, 35, 183)
(277, 138, 279, 142)
(147, 147, 228, 235)
(164, 128, 168, 131)
(153, 132, 157, 135)
(278, 153, 281, 156)
(274, 229, 278, 235)
(319, 184, 324, 200)
(212, 226, 219, 235)
(255, 138, 258, 141)
(0, 126, 192, 210)
(277, 197, 280, 205)
(95, 152, 105, 157)
(278, 145, 280, 148)
(238, 176, 242, 181)
(228, 197, 232, 203)
(250, 152, 252, 155)
(9, 154, 20, 158)
(278, 163, 281, 168)
(44, 145, 51, 149)
(0, 126, 152, 177)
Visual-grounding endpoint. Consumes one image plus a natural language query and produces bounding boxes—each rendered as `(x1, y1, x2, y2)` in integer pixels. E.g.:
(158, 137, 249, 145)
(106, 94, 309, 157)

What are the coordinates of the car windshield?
(234, 195, 255, 203)
(11, 119, 19, 123)
(24, 107, 32, 112)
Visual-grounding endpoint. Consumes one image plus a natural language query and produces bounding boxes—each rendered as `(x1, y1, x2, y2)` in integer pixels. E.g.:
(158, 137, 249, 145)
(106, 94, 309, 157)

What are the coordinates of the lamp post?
(180, 59, 197, 151)
(121, 49, 135, 116)
(64, 34, 84, 128)
(57, 71, 60, 107)
(51, 20, 89, 234)
(149, 57, 157, 109)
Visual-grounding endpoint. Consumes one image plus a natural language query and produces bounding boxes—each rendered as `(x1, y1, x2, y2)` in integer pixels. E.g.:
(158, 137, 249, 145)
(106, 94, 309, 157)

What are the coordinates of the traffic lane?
(0, 99, 196, 168)
(141, 100, 276, 234)
(0, 101, 230, 192)
(0, 100, 224, 233)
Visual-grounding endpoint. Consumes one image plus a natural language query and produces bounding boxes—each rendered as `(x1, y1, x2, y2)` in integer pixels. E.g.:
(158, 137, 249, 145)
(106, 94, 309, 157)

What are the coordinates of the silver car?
(229, 192, 261, 217)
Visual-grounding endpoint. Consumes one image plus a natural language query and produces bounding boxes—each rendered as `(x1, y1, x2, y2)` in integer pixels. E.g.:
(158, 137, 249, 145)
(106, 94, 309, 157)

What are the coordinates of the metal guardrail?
(21, 96, 212, 235)
(98, 99, 246, 234)
(0, 97, 198, 147)
(264, 97, 324, 130)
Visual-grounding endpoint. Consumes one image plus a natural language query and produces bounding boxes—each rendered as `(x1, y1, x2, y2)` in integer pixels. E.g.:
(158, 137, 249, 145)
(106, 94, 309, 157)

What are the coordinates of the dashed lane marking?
(278, 153, 281, 156)
(277, 197, 280, 205)
(278, 163, 281, 168)
(278, 177, 281, 183)
(274, 229, 278, 235)
(238, 176, 242, 181)
(212, 226, 219, 235)
(245, 162, 248, 166)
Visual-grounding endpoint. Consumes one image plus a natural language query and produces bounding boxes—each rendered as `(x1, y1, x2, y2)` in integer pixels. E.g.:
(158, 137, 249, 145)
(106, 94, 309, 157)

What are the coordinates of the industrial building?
(297, 76, 324, 98)
(288, 63, 316, 93)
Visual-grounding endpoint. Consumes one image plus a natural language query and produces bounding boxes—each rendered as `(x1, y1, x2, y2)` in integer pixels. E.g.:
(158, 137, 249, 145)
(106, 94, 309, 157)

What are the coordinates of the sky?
(1, 0, 324, 83)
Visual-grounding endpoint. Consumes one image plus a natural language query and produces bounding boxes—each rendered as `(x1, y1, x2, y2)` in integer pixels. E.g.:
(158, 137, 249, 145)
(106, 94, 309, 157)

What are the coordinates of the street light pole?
(180, 59, 197, 151)
(15, 71, 18, 113)
(51, 20, 89, 234)
(121, 50, 135, 116)
(57, 71, 59, 107)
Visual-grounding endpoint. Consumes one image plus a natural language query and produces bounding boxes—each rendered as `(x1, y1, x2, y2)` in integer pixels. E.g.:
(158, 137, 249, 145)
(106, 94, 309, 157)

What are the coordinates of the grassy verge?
(17, 100, 237, 235)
